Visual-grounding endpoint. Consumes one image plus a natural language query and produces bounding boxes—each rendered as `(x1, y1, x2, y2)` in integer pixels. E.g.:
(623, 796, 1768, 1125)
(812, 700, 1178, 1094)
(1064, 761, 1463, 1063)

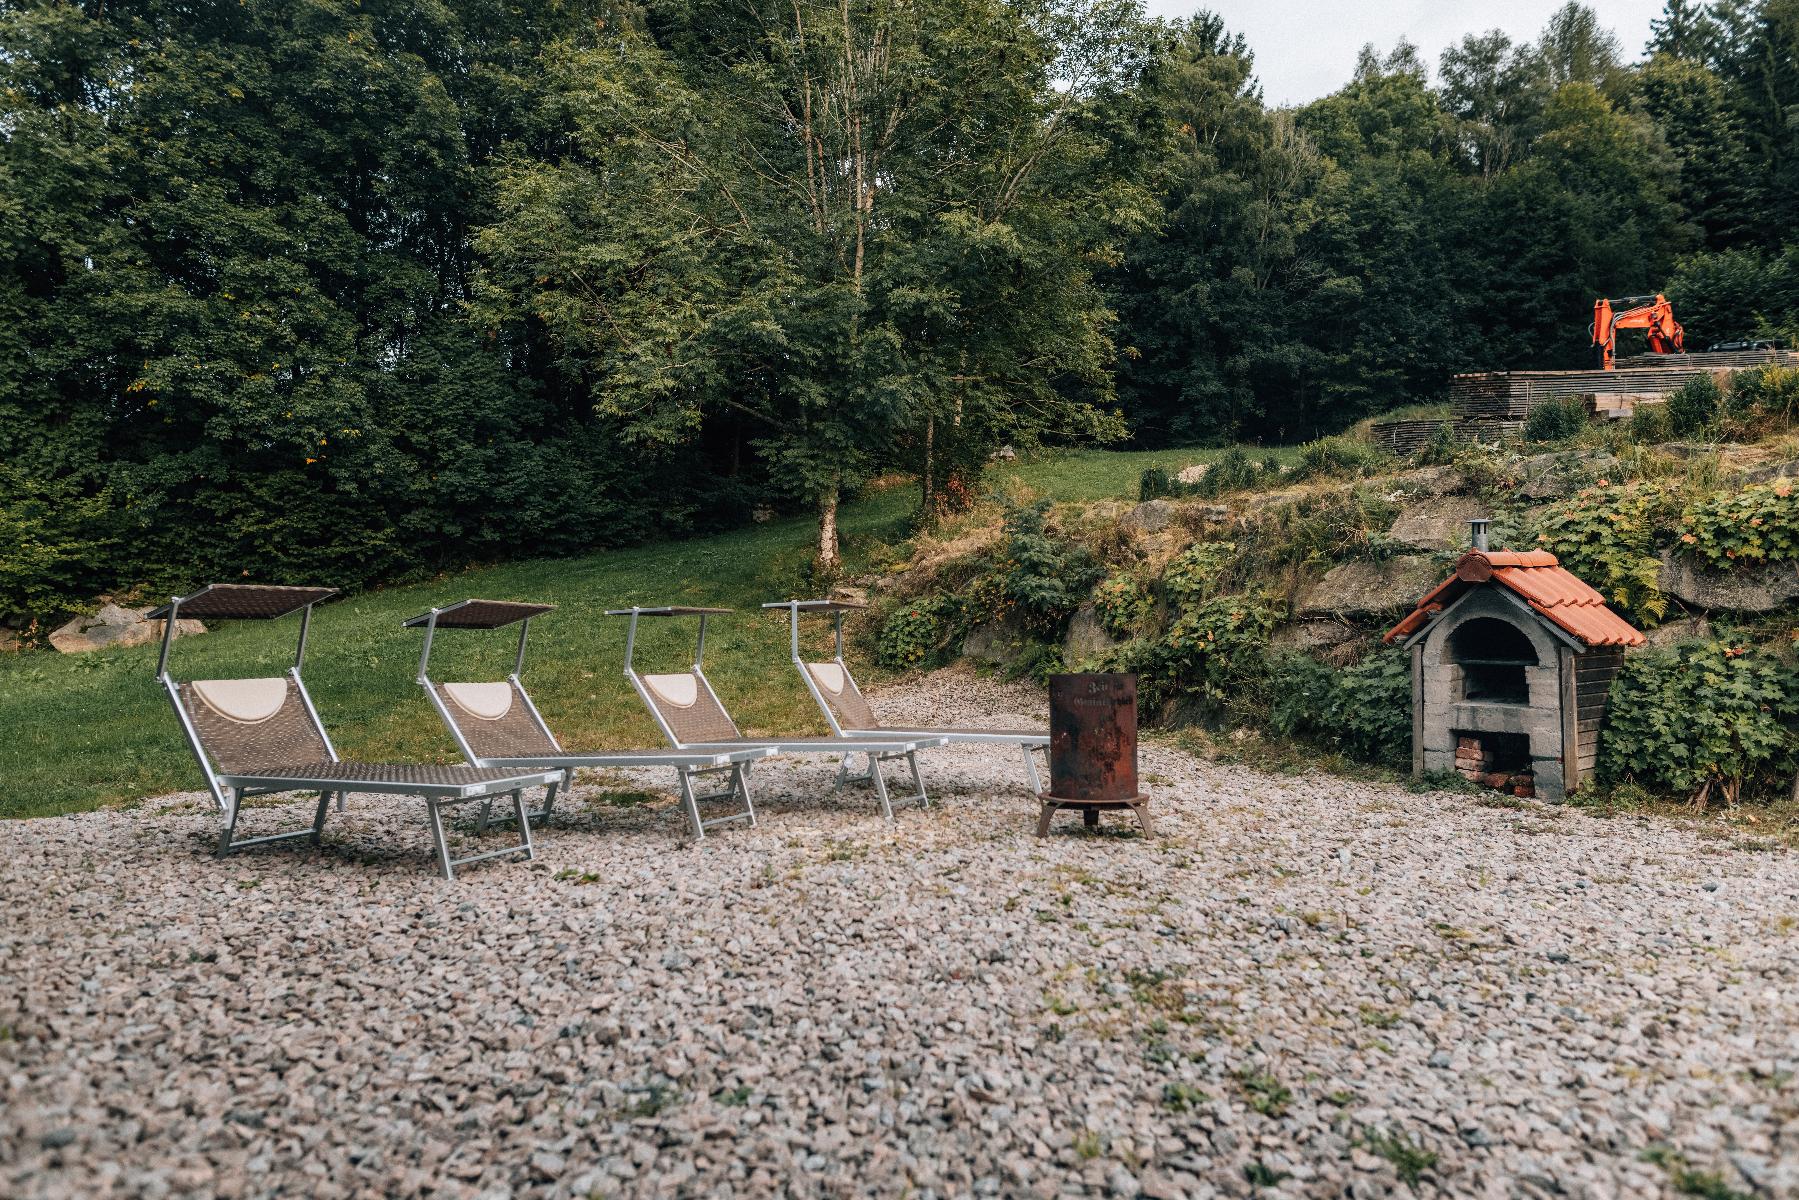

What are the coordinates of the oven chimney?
(1470, 519, 1490, 551)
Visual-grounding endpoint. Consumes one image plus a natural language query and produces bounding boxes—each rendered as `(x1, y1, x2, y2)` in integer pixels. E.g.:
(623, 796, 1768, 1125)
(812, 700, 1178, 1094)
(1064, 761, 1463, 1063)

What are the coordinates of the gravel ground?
(3, 669, 1797, 1200)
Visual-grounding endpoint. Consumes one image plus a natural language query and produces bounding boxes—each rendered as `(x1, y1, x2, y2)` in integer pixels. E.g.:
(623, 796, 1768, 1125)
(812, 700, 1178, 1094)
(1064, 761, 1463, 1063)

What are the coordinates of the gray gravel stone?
(2, 668, 1794, 1199)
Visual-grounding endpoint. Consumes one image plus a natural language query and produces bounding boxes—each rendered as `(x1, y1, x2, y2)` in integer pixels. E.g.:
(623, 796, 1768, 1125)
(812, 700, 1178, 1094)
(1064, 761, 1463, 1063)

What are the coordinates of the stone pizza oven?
(1384, 522, 1645, 801)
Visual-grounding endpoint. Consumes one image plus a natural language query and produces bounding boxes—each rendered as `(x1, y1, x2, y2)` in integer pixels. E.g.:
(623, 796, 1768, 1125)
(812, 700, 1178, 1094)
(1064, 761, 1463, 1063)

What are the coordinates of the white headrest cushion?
(443, 682, 515, 721)
(807, 662, 847, 695)
(192, 678, 289, 724)
(643, 673, 699, 708)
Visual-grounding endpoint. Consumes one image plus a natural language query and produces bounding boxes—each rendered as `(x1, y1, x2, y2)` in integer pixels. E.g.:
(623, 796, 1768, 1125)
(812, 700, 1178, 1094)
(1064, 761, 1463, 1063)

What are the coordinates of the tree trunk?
(921, 415, 935, 514)
(816, 481, 841, 575)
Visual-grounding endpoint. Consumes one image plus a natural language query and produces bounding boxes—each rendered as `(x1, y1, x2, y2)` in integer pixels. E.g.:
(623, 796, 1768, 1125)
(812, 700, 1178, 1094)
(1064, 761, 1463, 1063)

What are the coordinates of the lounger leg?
(218, 790, 242, 856)
(735, 763, 757, 828)
(869, 757, 894, 823)
(1023, 744, 1044, 795)
(536, 779, 559, 829)
(905, 751, 928, 809)
(677, 769, 705, 842)
(311, 791, 331, 843)
(513, 790, 536, 861)
(833, 754, 851, 793)
(427, 800, 456, 880)
(475, 796, 493, 834)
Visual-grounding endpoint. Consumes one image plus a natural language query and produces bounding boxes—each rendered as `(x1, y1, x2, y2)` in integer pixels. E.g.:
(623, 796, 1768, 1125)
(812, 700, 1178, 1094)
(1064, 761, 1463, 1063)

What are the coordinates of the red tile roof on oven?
(1383, 549, 1645, 648)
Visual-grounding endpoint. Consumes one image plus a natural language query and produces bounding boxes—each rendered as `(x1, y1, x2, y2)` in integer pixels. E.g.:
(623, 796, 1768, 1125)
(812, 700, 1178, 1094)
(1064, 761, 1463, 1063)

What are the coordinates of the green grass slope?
(2, 444, 1265, 818)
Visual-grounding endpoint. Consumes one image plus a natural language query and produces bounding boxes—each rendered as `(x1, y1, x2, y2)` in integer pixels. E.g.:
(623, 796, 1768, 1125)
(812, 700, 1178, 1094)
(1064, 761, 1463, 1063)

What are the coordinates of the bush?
(1093, 573, 1153, 639)
(1729, 364, 1799, 418)
(1139, 466, 1175, 502)
(1162, 541, 1238, 607)
(1528, 480, 1673, 625)
(1598, 641, 1797, 806)
(1678, 479, 1799, 568)
(1140, 597, 1282, 714)
(1523, 397, 1587, 443)
(0, 468, 118, 631)
(1628, 401, 1673, 444)
(1265, 650, 1413, 769)
(1289, 436, 1390, 482)
(875, 598, 952, 670)
(1664, 375, 1722, 436)
(1416, 421, 1460, 466)
(997, 500, 1102, 636)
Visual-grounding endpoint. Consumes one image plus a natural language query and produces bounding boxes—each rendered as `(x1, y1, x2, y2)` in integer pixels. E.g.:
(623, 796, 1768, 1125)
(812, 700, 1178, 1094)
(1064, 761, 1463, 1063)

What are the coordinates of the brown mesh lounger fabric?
(607, 606, 947, 821)
(767, 600, 1050, 794)
(405, 600, 772, 840)
(152, 584, 561, 879)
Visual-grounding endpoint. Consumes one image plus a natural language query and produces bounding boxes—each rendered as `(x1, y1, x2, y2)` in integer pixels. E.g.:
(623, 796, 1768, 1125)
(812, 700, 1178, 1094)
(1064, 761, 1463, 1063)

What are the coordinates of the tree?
(478, 0, 1155, 570)
(1438, 30, 1550, 176)
(1648, 0, 1726, 61)
(1538, 3, 1626, 91)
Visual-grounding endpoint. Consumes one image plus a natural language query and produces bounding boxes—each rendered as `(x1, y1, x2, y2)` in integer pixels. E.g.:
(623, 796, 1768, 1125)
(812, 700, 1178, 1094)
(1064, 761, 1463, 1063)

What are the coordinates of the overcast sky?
(1145, 1, 1668, 107)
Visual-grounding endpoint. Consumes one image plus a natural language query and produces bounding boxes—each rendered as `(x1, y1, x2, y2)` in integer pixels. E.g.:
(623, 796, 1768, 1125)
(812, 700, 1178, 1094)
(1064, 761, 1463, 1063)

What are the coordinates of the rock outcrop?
(1294, 556, 1443, 619)
(49, 604, 205, 654)
(1659, 552, 1799, 614)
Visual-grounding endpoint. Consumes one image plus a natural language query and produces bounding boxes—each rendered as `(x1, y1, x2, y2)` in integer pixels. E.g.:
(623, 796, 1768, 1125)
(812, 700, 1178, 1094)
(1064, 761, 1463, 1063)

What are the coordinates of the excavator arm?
(1591, 294, 1685, 370)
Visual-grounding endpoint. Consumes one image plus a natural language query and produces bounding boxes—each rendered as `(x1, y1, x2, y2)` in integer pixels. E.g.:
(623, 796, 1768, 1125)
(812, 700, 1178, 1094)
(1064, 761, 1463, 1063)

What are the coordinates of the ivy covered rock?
(1294, 557, 1442, 619)
(1658, 552, 1799, 613)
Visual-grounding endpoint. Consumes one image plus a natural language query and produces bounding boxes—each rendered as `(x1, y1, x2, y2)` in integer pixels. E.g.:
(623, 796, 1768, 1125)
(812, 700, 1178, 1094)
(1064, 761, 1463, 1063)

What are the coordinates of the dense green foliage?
(1117, 2, 1799, 445)
(6, 0, 1799, 629)
(1524, 397, 1590, 442)
(1266, 650, 1414, 769)
(1599, 640, 1797, 805)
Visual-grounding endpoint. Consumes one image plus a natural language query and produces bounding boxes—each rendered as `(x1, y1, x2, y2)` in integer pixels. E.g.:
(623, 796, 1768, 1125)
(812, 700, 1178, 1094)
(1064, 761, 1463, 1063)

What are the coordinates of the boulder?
(1124, 499, 1173, 533)
(1062, 603, 1116, 664)
(1643, 615, 1713, 648)
(1514, 450, 1619, 501)
(961, 619, 1030, 670)
(828, 585, 870, 607)
(0, 628, 19, 653)
(1294, 556, 1443, 619)
(1658, 551, 1799, 614)
(1386, 496, 1491, 553)
(49, 604, 205, 654)
(1176, 463, 1209, 485)
(1383, 464, 1464, 498)
(1271, 620, 1359, 654)
(1740, 460, 1799, 486)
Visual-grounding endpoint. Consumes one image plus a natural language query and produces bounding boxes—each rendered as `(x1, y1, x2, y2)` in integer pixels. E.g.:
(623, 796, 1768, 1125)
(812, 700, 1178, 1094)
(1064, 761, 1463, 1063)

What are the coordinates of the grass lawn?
(0, 443, 1251, 819)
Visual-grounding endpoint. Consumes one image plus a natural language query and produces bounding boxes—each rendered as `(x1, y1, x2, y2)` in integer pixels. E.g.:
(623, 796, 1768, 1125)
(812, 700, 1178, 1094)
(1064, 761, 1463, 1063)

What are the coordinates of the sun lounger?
(605, 606, 947, 820)
(152, 584, 562, 879)
(404, 599, 773, 840)
(765, 599, 1050, 794)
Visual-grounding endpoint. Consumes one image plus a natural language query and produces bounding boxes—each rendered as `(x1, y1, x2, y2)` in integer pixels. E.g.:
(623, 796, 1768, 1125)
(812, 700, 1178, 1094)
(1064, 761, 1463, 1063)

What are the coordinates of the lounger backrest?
(432, 680, 559, 759)
(179, 677, 332, 773)
(639, 672, 739, 744)
(804, 661, 881, 731)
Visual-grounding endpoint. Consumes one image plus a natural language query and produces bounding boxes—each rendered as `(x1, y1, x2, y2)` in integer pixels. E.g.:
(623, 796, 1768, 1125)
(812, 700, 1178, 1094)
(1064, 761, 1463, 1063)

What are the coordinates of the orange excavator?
(1591, 294, 1684, 370)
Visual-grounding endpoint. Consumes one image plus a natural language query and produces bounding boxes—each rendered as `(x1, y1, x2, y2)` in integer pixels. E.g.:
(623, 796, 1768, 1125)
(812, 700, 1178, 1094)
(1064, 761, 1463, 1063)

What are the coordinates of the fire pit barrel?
(1037, 673, 1152, 837)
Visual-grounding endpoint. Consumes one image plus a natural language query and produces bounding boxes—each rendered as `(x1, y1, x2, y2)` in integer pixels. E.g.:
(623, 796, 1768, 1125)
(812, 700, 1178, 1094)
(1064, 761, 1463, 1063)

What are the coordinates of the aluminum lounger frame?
(151, 584, 560, 879)
(766, 599, 1049, 794)
(605, 606, 943, 820)
(405, 599, 770, 840)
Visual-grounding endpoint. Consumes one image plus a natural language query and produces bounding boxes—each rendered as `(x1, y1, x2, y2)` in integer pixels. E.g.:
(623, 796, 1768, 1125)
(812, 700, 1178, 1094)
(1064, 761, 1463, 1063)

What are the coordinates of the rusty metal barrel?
(1037, 673, 1152, 836)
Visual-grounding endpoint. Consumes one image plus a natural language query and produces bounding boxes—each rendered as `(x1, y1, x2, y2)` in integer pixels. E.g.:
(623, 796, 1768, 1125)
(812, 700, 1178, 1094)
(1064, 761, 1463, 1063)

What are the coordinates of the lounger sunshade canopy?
(148, 583, 338, 621)
(401, 599, 555, 629)
(762, 599, 868, 612)
(603, 606, 734, 617)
